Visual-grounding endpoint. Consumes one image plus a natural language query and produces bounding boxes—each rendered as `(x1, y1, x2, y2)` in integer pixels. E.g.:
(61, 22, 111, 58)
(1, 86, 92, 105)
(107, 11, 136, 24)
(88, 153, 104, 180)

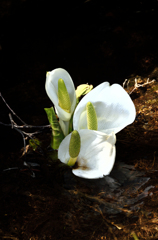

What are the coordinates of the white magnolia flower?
(73, 82, 136, 134)
(45, 68, 76, 122)
(58, 129, 116, 179)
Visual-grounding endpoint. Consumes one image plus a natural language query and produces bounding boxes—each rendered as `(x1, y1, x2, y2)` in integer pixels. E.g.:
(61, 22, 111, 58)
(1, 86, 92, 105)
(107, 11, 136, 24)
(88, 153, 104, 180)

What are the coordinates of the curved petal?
(58, 129, 116, 179)
(58, 131, 72, 164)
(59, 119, 69, 136)
(45, 68, 76, 121)
(73, 82, 136, 134)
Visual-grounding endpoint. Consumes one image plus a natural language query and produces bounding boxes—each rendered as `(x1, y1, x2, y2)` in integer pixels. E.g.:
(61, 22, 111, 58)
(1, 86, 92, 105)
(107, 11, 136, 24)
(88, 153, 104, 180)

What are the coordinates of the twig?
(0, 121, 50, 132)
(0, 93, 50, 158)
(97, 206, 118, 240)
(123, 79, 130, 89)
(129, 78, 155, 95)
(0, 93, 50, 153)
(0, 92, 26, 125)
(0, 92, 50, 129)
(8, 113, 27, 156)
(8, 114, 39, 177)
(1, 116, 46, 157)
(0, 122, 12, 127)
(0, 93, 51, 176)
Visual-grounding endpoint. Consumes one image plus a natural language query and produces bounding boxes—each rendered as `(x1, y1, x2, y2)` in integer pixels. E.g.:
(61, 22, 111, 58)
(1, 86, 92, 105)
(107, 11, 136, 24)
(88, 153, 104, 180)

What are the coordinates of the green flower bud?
(75, 84, 93, 98)
(67, 130, 81, 166)
(58, 78, 71, 113)
(86, 102, 98, 130)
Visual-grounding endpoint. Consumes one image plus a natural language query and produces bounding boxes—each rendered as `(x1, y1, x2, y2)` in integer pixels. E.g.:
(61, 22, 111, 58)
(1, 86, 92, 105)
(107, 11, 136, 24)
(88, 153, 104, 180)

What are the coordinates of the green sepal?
(44, 107, 65, 150)
(58, 78, 71, 113)
(86, 102, 98, 130)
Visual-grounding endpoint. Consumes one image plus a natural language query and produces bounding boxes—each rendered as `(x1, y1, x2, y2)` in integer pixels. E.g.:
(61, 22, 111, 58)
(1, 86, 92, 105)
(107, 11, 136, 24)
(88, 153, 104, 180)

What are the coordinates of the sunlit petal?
(73, 82, 136, 134)
(58, 130, 116, 179)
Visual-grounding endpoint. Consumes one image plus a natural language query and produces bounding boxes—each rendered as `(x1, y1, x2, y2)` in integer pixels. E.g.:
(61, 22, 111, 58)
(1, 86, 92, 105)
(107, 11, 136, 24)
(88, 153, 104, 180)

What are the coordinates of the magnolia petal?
(73, 82, 136, 134)
(45, 68, 76, 121)
(58, 129, 116, 179)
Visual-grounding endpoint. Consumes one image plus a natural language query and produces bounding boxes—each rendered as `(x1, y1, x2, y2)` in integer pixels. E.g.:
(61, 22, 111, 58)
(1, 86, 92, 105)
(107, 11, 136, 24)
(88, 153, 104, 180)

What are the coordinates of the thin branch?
(129, 78, 155, 95)
(1, 92, 51, 129)
(0, 92, 49, 155)
(22, 131, 45, 155)
(0, 121, 12, 127)
(9, 113, 27, 155)
(123, 79, 130, 89)
(9, 113, 14, 128)
(14, 124, 51, 129)
(0, 93, 50, 177)
(0, 121, 50, 131)
(0, 92, 26, 125)
(8, 113, 45, 156)
(8, 114, 37, 177)
(123, 78, 155, 94)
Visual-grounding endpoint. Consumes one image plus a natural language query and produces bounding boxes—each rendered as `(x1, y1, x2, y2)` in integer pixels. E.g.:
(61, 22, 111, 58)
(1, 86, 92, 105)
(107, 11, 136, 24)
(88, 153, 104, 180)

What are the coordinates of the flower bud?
(75, 84, 93, 98)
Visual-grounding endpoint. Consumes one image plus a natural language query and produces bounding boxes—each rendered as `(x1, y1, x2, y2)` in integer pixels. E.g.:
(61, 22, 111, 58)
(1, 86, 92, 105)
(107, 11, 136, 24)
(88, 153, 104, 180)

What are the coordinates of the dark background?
(0, 0, 158, 153)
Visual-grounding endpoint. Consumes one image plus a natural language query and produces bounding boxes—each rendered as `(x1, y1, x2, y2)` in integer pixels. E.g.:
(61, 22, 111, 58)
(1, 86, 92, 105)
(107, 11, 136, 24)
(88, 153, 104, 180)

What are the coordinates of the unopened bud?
(75, 84, 93, 98)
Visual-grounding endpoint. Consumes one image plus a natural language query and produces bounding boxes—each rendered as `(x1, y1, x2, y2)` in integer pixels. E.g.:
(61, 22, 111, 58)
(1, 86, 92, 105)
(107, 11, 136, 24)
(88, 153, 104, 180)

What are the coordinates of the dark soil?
(1, 1, 158, 239)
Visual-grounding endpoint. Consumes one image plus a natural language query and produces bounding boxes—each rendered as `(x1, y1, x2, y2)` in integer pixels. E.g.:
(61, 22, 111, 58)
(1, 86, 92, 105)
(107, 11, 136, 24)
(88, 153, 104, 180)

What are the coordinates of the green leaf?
(44, 107, 65, 149)
(29, 138, 41, 151)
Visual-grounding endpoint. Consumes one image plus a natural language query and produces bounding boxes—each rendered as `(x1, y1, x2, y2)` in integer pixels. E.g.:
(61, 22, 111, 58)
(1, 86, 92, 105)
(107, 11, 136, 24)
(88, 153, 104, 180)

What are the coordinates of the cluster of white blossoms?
(45, 68, 136, 179)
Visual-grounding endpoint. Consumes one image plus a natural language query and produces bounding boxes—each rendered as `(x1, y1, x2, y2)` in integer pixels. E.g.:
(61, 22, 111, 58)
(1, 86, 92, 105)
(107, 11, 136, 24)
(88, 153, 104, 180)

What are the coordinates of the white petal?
(45, 68, 76, 121)
(72, 169, 106, 179)
(59, 119, 69, 136)
(58, 129, 116, 179)
(73, 82, 109, 130)
(58, 132, 71, 164)
(74, 130, 116, 179)
(73, 82, 136, 134)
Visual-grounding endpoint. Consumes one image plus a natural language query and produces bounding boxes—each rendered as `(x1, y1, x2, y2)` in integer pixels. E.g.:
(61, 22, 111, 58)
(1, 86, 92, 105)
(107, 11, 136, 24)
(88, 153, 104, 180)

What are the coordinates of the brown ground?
(1, 1, 158, 240)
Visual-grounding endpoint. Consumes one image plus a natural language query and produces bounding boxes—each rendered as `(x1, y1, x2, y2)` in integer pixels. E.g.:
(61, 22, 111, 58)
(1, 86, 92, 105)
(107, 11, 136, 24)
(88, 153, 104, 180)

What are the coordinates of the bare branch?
(123, 78, 155, 95)
(123, 79, 131, 90)
(0, 92, 26, 125)
(129, 78, 155, 94)
(0, 93, 49, 157)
